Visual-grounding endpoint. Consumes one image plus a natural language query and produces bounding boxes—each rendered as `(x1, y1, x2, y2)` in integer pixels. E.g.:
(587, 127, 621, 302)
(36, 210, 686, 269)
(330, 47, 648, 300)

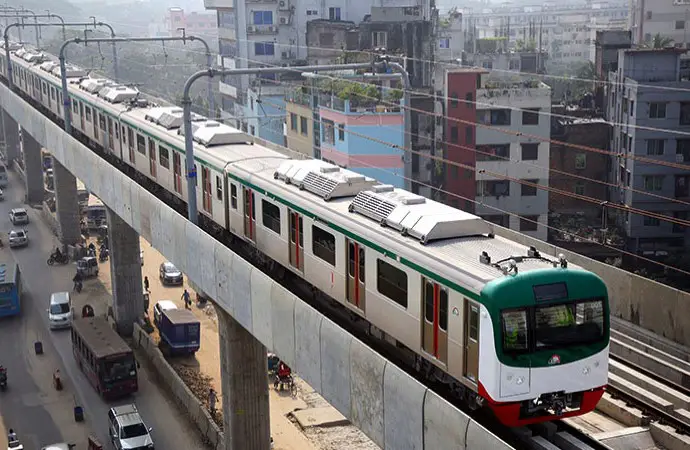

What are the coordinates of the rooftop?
(72, 317, 132, 359)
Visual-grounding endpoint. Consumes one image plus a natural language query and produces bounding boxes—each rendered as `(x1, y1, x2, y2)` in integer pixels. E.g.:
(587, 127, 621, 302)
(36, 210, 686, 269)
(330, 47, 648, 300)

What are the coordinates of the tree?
(648, 33, 674, 49)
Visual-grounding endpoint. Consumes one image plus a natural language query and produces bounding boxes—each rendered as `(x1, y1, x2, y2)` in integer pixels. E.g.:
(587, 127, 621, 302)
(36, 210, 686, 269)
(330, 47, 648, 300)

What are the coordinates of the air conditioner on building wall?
(247, 25, 256, 32)
(279, 0, 286, 6)
(280, 17, 287, 24)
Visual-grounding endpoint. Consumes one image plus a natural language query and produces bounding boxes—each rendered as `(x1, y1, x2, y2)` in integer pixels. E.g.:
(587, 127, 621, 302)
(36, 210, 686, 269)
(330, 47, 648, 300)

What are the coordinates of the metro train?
(0, 42, 610, 427)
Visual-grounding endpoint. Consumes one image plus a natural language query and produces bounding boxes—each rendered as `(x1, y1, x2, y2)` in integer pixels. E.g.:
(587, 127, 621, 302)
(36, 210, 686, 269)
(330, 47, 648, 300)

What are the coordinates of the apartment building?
(629, 0, 690, 47)
(442, 69, 551, 240)
(463, 2, 628, 66)
(608, 48, 690, 255)
(149, 7, 218, 39)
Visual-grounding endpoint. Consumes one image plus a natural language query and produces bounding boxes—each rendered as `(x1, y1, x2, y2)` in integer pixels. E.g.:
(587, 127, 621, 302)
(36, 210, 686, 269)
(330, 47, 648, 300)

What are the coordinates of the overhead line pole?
(4, 21, 116, 89)
(0, 6, 34, 42)
(0, 13, 65, 47)
(181, 59, 406, 224)
(59, 31, 214, 135)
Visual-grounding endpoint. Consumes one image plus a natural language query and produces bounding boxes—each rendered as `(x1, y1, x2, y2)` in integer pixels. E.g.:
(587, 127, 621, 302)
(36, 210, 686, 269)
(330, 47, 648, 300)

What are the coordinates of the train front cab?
(477, 268, 610, 427)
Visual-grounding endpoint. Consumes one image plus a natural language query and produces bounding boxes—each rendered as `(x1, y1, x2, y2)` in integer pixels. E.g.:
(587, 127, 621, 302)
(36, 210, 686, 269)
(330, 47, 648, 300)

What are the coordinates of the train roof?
(71, 317, 132, 359)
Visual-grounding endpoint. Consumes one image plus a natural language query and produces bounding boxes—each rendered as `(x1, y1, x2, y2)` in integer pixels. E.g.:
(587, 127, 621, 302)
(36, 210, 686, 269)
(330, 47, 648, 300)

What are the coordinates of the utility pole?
(181, 60, 408, 224)
(4, 21, 117, 89)
(59, 31, 214, 135)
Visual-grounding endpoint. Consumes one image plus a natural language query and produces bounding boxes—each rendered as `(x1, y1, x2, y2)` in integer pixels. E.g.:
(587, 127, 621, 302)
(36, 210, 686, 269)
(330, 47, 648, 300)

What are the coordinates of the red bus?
(71, 317, 138, 399)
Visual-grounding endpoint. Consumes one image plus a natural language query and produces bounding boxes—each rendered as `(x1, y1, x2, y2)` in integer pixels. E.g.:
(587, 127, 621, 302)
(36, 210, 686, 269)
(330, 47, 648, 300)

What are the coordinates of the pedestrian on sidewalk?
(143, 276, 149, 292)
(208, 388, 217, 414)
(182, 289, 191, 310)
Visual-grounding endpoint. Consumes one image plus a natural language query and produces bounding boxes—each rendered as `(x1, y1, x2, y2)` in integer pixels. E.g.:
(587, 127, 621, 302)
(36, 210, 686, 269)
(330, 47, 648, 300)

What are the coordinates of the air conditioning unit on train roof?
(188, 121, 250, 146)
(39, 61, 59, 72)
(99, 85, 139, 103)
(14, 48, 27, 58)
(51, 64, 87, 79)
(145, 106, 182, 124)
(274, 160, 378, 200)
(22, 52, 46, 63)
(79, 78, 111, 94)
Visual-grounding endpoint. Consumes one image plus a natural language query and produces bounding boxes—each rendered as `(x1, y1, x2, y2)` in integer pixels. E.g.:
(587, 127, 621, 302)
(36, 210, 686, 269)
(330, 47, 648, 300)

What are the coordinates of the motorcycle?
(73, 279, 83, 293)
(47, 251, 69, 266)
(99, 247, 109, 262)
(273, 373, 296, 395)
(0, 366, 7, 391)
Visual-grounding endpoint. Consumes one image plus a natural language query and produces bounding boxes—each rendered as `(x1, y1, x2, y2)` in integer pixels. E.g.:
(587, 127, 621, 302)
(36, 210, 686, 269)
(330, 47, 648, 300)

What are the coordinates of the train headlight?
(516, 376, 524, 385)
(582, 366, 591, 375)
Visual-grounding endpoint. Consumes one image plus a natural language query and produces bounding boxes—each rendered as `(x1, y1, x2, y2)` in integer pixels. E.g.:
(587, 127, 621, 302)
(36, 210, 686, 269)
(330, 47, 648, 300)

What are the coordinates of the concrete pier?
(2, 109, 19, 166)
(53, 159, 82, 246)
(21, 132, 43, 204)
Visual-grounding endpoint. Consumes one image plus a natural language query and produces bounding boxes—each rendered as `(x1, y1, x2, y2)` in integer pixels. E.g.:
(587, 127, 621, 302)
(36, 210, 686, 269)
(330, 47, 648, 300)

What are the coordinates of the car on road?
(152, 300, 177, 327)
(159, 262, 183, 285)
(8, 229, 28, 248)
(0, 188, 4, 201)
(48, 291, 72, 330)
(9, 208, 28, 225)
(108, 404, 154, 450)
(40, 444, 75, 450)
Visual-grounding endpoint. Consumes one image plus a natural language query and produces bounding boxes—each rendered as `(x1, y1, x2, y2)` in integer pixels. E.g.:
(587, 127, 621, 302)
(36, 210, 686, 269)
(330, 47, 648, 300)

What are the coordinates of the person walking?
(143, 276, 149, 293)
(208, 388, 217, 414)
(182, 289, 191, 310)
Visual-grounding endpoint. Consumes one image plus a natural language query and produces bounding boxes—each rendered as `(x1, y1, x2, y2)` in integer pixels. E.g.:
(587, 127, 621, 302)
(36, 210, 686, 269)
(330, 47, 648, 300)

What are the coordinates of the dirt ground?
(93, 236, 379, 450)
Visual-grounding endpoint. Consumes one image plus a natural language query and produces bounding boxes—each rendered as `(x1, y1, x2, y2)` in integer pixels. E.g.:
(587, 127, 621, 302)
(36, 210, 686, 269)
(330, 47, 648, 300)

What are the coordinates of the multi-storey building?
(149, 7, 218, 39)
(629, 0, 690, 47)
(442, 69, 551, 240)
(608, 48, 690, 254)
(594, 30, 632, 111)
(463, 2, 628, 66)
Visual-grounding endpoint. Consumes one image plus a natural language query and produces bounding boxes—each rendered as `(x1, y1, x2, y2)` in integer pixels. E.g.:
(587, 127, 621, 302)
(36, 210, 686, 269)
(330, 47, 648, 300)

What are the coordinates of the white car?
(8, 229, 28, 248)
(9, 208, 28, 225)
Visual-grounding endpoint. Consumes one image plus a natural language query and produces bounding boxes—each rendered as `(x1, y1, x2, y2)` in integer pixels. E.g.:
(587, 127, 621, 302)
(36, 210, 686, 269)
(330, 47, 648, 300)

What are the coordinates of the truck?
(157, 308, 200, 356)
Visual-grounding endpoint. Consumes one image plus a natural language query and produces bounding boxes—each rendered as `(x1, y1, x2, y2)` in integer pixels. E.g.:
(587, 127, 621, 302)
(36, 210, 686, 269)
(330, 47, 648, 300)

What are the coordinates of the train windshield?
(502, 299, 605, 353)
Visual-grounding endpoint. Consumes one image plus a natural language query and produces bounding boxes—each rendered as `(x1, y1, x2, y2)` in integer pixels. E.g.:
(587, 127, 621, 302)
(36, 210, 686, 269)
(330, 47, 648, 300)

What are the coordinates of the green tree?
(648, 33, 674, 49)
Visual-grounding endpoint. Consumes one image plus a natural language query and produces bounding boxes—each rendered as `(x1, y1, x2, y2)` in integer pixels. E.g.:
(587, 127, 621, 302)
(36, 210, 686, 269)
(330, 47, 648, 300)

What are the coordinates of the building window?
(231, 184, 237, 209)
(215, 176, 223, 200)
(306, 9, 318, 15)
(312, 225, 335, 266)
(376, 259, 408, 309)
(649, 102, 667, 119)
(290, 113, 298, 131)
(254, 42, 275, 56)
(630, 100, 634, 115)
(465, 126, 473, 144)
(673, 211, 687, 233)
(521, 179, 538, 196)
(450, 92, 458, 108)
(261, 199, 281, 234)
(680, 102, 690, 125)
(646, 10, 652, 20)
(218, 11, 235, 28)
(677, 139, 690, 162)
(643, 216, 661, 226)
(372, 31, 387, 48)
(522, 108, 540, 125)
(158, 146, 170, 169)
(253, 11, 273, 25)
(323, 120, 335, 144)
(300, 116, 308, 135)
(574, 181, 585, 195)
(465, 92, 473, 108)
(477, 109, 511, 125)
(250, 125, 255, 136)
(521, 143, 538, 160)
(677, 175, 690, 197)
(644, 175, 664, 191)
(646, 139, 665, 155)
(477, 180, 510, 197)
(575, 153, 586, 169)
(520, 215, 539, 232)
(328, 7, 341, 20)
(439, 38, 450, 48)
(677, 20, 686, 30)
(481, 214, 509, 227)
(450, 126, 458, 143)
(338, 124, 345, 141)
(476, 144, 510, 161)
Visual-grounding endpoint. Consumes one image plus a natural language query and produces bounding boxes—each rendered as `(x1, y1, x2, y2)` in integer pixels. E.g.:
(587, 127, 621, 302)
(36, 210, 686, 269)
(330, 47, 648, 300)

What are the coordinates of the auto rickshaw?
(76, 256, 99, 278)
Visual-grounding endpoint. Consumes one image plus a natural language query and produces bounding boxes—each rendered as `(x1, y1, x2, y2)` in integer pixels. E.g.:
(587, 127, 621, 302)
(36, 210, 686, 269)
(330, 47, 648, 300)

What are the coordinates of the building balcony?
(247, 25, 279, 35)
(203, 0, 233, 8)
(286, 90, 311, 107)
(477, 80, 551, 102)
(318, 94, 403, 114)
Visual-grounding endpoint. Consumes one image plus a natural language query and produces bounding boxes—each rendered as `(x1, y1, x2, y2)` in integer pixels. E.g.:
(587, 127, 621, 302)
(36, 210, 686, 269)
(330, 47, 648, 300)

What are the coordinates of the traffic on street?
(0, 171, 205, 449)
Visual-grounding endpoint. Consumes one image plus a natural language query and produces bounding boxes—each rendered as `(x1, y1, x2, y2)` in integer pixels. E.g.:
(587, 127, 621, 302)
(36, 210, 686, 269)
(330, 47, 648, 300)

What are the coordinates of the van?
(48, 292, 73, 330)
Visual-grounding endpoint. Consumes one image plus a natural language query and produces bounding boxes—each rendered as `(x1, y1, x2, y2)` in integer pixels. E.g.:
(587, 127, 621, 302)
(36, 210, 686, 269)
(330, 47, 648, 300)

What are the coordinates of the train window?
(312, 225, 335, 266)
(424, 281, 433, 322)
(159, 146, 170, 169)
(85, 107, 92, 122)
(127, 129, 134, 150)
(262, 199, 281, 234)
(79, 102, 84, 117)
(136, 134, 146, 154)
(502, 309, 528, 351)
(439, 289, 448, 331)
(50, 87, 55, 100)
(231, 184, 237, 209)
(121, 126, 127, 144)
(469, 306, 479, 341)
(72, 100, 78, 114)
(215, 176, 222, 200)
(42, 83, 47, 94)
(114, 122, 119, 140)
(359, 247, 365, 282)
(376, 259, 408, 308)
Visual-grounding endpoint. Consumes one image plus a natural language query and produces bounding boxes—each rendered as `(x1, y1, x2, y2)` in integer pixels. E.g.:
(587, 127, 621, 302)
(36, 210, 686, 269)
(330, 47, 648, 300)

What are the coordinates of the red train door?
(421, 278, 449, 364)
(346, 240, 365, 311)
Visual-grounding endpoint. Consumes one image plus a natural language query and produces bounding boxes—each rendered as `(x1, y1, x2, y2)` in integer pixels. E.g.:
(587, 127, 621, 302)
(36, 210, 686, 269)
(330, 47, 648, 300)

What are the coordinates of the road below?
(0, 170, 206, 449)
